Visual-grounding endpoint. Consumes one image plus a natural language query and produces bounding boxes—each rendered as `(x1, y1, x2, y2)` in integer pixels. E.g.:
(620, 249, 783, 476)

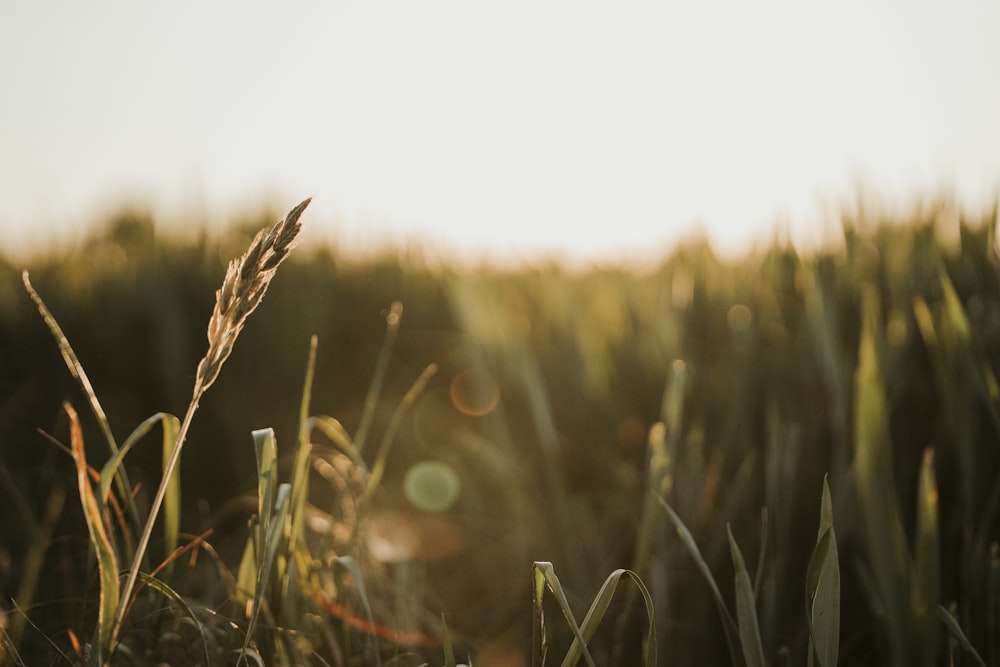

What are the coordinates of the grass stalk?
(112, 198, 310, 652)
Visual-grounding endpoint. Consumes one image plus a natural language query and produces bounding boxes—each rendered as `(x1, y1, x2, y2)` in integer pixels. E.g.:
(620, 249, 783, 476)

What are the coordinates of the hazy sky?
(3, 1, 999, 264)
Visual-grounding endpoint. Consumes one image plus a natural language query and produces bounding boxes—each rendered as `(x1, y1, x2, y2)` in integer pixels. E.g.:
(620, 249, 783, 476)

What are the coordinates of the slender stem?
(112, 379, 204, 648)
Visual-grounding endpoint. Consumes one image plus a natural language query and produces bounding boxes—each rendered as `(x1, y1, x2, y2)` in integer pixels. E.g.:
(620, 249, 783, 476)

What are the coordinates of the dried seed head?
(195, 198, 311, 390)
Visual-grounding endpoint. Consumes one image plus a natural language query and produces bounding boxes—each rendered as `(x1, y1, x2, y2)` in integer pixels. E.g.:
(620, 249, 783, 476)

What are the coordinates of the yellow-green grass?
(0, 197, 998, 665)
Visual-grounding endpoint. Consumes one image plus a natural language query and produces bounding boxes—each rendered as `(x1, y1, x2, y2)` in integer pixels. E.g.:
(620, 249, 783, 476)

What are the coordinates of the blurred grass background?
(2, 197, 1000, 665)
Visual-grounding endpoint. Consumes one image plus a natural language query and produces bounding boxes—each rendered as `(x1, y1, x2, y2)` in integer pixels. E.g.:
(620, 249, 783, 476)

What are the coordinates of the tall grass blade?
(938, 605, 987, 667)
(562, 568, 656, 667)
(913, 448, 940, 666)
(629, 359, 685, 579)
(354, 302, 403, 453)
(358, 363, 438, 514)
(238, 429, 282, 660)
(240, 482, 292, 663)
(94, 412, 182, 569)
(805, 476, 839, 667)
(253, 428, 279, 576)
(96, 412, 177, 504)
(531, 562, 596, 667)
(65, 403, 121, 662)
(853, 286, 909, 665)
(115, 199, 310, 644)
(23, 272, 142, 542)
(727, 526, 766, 667)
(160, 416, 181, 562)
(655, 495, 742, 663)
(615, 419, 671, 664)
(532, 559, 549, 667)
(290, 335, 319, 555)
(236, 538, 257, 607)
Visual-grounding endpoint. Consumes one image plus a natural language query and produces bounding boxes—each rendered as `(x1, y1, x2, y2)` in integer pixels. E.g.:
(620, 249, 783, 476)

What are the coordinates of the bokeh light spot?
(367, 509, 420, 563)
(727, 303, 753, 331)
(403, 461, 461, 513)
(449, 368, 501, 417)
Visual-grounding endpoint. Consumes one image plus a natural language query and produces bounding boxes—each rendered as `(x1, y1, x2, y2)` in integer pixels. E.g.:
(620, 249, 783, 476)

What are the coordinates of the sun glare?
(1, 1, 998, 264)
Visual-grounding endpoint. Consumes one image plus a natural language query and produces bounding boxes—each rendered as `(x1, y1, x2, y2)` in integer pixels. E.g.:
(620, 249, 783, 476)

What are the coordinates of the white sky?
(2, 1, 999, 266)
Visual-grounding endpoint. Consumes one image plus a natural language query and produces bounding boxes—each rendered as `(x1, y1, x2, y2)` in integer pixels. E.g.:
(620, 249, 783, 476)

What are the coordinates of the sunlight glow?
(2, 1, 999, 264)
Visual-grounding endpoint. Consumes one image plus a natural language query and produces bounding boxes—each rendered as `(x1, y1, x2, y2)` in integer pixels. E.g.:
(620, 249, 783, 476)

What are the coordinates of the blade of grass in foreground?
(356, 363, 438, 518)
(805, 476, 840, 667)
(289, 335, 318, 556)
(655, 495, 743, 664)
(115, 199, 310, 648)
(728, 526, 765, 667)
(563, 568, 656, 667)
(531, 562, 596, 667)
(135, 572, 211, 666)
(938, 604, 987, 667)
(23, 272, 142, 547)
(65, 403, 121, 662)
(238, 428, 284, 662)
(354, 302, 403, 454)
(93, 412, 182, 568)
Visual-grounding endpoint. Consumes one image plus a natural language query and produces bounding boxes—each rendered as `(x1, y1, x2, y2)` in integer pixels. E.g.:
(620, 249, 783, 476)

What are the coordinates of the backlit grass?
(1, 197, 998, 665)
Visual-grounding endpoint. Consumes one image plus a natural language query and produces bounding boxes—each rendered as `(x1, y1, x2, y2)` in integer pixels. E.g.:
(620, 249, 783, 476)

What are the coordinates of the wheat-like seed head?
(196, 197, 311, 390)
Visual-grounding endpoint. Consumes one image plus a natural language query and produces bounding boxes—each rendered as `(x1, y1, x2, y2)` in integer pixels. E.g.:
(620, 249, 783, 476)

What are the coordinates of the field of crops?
(1, 198, 999, 666)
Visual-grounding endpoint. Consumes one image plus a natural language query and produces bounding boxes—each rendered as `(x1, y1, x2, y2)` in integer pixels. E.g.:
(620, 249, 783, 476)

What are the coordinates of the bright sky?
(2, 1, 999, 265)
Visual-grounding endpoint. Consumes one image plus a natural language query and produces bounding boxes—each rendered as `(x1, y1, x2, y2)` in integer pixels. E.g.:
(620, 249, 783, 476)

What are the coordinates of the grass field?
(1, 197, 999, 666)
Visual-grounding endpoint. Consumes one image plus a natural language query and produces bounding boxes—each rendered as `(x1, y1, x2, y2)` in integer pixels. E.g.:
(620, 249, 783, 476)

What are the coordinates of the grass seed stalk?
(112, 198, 311, 651)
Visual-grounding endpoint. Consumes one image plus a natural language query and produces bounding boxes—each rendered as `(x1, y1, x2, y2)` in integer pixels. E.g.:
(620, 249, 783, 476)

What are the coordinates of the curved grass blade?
(562, 568, 656, 667)
(95, 413, 181, 560)
(308, 416, 367, 471)
(24, 272, 141, 537)
(728, 526, 765, 667)
(655, 495, 742, 663)
(938, 604, 987, 667)
(136, 572, 211, 666)
(531, 562, 596, 667)
(97, 412, 175, 503)
(805, 476, 840, 667)
(65, 403, 121, 660)
(358, 363, 438, 512)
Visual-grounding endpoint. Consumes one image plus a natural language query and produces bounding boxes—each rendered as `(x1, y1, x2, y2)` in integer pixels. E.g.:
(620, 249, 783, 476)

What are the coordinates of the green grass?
(1, 196, 999, 665)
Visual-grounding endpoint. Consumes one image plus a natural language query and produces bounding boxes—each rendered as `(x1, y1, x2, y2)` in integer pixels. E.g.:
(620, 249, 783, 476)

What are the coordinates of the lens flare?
(449, 368, 501, 417)
(403, 460, 461, 513)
